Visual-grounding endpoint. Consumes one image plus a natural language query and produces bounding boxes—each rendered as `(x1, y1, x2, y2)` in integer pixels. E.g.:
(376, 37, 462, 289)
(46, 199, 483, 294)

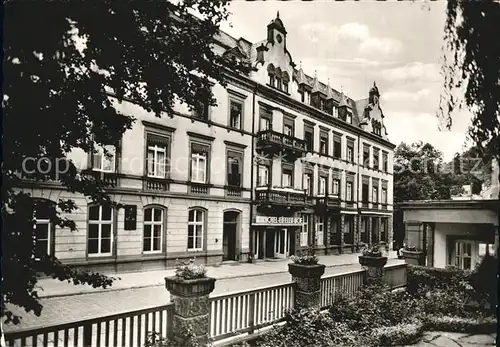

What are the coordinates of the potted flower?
(359, 244, 388, 268)
(288, 245, 325, 278)
(401, 245, 425, 266)
(165, 258, 215, 297)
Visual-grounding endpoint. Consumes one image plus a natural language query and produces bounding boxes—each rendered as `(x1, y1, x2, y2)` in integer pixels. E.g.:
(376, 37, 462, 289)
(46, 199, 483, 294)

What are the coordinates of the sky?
(219, 1, 473, 161)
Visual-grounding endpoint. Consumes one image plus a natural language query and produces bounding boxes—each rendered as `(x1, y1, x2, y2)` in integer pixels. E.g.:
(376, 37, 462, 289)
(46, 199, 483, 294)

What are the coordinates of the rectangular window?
(284, 83, 289, 93)
(229, 100, 243, 130)
(88, 205, 113, 257)
(363, 145, 370, 167)
(319, 133, 328, 156)
(455, 241, 473, 270)
(283, 123, 294, 144)
(381, 219, 388, 242)
(305, 90, 311, 105)
(332, 179, 340, 196)
(319, 176, 326, 195)
(315, 216, 324, 246)
(373, 149, 380, 170)
(227, 152, 242, 187)
(282, 169, 293, 188)
(362, 184, 369, 204)
(193, 95, 210, 120)
(146, 134, 169, 178)
(333, 136, 341, 158)
(143, 207, 163, 253)
(257, 165, 270, 186)
(383, 152, 388, 172)
(304, 127, 314, 152)
(188, 209, 204, 251)
(92, 145, 116, 172)
(34, 208, 51, 259)
(344, 216, 353, 244)
(300, 90, 305, 103)
(347, 140, 354, 162)
(361, 217, 369, 243)
(303, 173, 313, 195)
(300, 214, 310, 246)
(190, 143, 209, 183)
(346, 182, 352, 201)
(269, 75, 275, 87)
(373, 186, 379, 203)
(382, 188, 387, 204)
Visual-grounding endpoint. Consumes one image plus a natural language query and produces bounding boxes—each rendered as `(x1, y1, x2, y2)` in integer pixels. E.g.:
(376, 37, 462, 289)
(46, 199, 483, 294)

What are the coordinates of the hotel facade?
(23, 13, 395, 272)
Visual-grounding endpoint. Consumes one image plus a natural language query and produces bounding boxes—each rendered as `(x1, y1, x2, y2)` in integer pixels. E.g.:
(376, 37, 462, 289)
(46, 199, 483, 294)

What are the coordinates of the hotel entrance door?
(275, 228, 290, 258)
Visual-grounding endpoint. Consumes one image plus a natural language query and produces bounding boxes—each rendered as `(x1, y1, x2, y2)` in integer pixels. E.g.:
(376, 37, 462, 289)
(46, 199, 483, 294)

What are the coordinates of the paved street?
(4, 256, 403, 333)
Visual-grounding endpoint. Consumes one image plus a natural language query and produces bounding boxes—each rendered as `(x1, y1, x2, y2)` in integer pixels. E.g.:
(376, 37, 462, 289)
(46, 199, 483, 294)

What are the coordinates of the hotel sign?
(254, 216, 303, 226)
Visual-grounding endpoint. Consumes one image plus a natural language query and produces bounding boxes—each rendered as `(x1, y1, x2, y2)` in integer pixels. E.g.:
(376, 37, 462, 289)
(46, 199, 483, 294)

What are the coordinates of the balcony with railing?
(315, 194, 341, 210)
(83, 170, 119, 187)
(255, 186, 307, 208)
(256, 130, 307, 160)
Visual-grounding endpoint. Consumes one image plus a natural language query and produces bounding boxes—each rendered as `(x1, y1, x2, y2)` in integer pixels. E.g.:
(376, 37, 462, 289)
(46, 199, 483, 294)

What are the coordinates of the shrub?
(174, 258, 207, 280)
(468, 253, 498, 313)
(424, 315, 497, 334)
(255, 309, 358, 347)
(371, 321, 424, 346)
(406, 264, 472, 295)
(145, 322, 212, 347)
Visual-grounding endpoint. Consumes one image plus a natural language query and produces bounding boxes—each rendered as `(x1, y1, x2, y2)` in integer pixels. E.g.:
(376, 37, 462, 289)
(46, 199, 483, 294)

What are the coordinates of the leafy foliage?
(371, 322, 424, 346)
(174, 258, 207, 280)
(440, 0, 500, 166)
(468, 253, 498, 314)
(145, 323, 212, 347)
(3, 0, 238, 324)
(256, 309, 358, 347)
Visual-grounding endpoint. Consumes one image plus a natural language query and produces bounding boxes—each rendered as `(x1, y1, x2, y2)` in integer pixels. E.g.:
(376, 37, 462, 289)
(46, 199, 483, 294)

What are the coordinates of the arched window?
(282, 71, 290, 93)
(143, 206, 165, 253)
(267, 64, 276, 87)
(187, 209, 205, 251)
(88, 205, 113, 256)
(275, 67, 282, 90)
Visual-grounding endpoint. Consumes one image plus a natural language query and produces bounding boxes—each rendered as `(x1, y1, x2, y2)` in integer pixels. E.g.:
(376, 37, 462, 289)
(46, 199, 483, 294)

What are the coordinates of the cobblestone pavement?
(406, 331, 497, 347)
(4, 258, 403, 333)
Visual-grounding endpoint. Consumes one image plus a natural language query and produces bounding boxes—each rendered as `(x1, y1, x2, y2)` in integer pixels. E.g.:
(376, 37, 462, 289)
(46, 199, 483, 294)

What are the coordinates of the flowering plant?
(291, 245, 319, 265)
(361, 244, 383, 257)
(174, 258, 207, 280)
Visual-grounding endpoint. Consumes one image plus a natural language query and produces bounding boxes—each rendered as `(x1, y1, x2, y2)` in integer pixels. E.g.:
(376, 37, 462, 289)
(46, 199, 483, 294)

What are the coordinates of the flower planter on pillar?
(288, 263, 326, 309)
(402, 250, 425, 266)
(165, 276, 216, 345)
(358, 255, 388, 284)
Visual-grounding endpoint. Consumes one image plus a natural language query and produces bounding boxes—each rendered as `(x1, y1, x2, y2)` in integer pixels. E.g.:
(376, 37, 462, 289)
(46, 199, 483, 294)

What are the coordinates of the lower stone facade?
(23, 186, 251, 273)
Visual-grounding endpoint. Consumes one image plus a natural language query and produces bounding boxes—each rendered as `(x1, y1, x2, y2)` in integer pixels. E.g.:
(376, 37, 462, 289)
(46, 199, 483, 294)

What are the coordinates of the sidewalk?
(37, 252, 398, 298)
(5, 257, 404, 333)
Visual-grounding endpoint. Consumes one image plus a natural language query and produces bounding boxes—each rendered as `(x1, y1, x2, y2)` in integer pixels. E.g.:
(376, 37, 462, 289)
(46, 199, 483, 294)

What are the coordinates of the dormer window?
(277, 77, 282, 90)
(346, 112, 352, 124)
(320, 98, 326, 111)
(284, 83, 289, 93)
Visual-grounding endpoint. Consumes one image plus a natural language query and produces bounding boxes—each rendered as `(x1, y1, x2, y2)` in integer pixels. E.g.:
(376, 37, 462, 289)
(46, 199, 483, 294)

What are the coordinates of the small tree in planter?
(164, 259, 215, 345)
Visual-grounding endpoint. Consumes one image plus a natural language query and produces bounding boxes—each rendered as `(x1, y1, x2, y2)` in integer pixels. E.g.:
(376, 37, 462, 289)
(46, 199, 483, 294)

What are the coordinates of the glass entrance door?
(275, 228, 290, 258)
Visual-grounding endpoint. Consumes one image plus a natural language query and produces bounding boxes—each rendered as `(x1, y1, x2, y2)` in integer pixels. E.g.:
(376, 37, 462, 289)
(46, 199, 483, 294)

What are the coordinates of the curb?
(38, 262, 361, 299)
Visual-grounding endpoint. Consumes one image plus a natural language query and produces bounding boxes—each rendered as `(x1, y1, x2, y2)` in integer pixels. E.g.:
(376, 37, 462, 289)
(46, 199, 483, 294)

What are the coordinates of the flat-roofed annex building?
(20, 12, 395, 272)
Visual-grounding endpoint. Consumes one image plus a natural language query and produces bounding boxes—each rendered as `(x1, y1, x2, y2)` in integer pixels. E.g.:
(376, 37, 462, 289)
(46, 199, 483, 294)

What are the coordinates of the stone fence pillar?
(165, 276, 216, 345)
(358, 255, 388, 285)
(288, 263, 325, 309)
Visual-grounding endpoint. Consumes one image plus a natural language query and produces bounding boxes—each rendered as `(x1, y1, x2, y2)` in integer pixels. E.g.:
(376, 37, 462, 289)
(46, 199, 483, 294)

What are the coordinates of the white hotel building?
(22, 13, 395, 272)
